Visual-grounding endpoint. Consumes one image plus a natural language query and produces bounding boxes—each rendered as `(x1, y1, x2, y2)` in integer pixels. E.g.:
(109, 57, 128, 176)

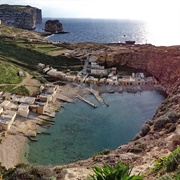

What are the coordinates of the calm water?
(27, 91, 165, 166)
(34, 18, 180, 45)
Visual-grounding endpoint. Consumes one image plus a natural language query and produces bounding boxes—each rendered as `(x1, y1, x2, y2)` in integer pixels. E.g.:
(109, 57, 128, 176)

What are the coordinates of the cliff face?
(0, 4, 42, 30)
(45, 20, 63, 33)
(100, 44, 180, 94)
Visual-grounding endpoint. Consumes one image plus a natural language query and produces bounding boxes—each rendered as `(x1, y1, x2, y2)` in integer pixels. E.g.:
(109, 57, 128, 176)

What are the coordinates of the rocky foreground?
(54, 43, 180, 179)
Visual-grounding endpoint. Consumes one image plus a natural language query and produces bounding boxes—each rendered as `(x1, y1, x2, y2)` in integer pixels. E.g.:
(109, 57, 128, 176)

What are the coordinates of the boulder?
(166, 125, 180, 151)
(45, 20, 63, 33)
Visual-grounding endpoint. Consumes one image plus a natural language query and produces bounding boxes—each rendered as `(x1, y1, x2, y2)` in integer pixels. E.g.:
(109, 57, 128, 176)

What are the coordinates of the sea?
(27, 18, 169, 166)
(27, 91, 165, 166)
(34, 18, 180, 45)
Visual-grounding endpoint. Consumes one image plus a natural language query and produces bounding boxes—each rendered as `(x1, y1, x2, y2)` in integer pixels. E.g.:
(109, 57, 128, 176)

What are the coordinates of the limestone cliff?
(0, 4, 42, 30)
(45, 20, 64, 33)
(98, 44, 180, 94)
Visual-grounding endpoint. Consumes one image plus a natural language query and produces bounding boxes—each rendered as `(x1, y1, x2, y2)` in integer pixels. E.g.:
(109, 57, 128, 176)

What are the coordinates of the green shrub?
(152, 146, 180, 175)
(2, 163, 54, 180)
(93, 149, 111, 156)
(90, 162, 143, 180)
(162, 99, 169, 105)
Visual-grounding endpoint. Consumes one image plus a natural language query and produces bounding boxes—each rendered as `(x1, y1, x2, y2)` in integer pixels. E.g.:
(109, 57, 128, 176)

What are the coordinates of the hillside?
(0, 24, 82, 95)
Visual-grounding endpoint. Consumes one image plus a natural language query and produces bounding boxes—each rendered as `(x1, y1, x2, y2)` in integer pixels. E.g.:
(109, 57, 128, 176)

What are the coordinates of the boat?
(125, 41, 135, 45)
(41, 132, 51, 135)
(28, 136, 37, 141)
(109, 90, 115, 93)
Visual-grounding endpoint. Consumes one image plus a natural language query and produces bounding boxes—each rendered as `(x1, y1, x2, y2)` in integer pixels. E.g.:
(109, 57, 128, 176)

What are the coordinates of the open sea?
(27, 91, 165, 166)
(34, 18, 180, 45)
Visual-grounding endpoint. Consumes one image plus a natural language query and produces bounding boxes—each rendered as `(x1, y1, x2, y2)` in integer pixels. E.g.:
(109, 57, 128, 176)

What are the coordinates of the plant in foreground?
(89, 162, 143, 180)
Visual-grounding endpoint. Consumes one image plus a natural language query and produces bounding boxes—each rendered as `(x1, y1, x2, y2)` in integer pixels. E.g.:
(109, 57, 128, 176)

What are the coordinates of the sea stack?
(45, 20, 64, 33)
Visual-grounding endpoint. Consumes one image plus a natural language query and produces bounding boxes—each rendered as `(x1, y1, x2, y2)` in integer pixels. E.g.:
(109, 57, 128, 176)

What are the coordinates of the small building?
(0, 107, 3, 115)
(65, 75, 76, 82)
(2, 92, 14, 100)
(42, 65, 51, 73)
(37, 63, 46, 69)
(39, 93, 52, 102)
(23, 97, 36, 105)
(0, 110, 17, 131)
(18, 104, 29, 118)
(36, 102, 48, 114)
(0, 91, 3, 97)
(112, 67, 117, 75)
(18, 71, 24, 77)
(47, 68, 58, 77)
(0, 100, 11, 110)
(0, 117, 11, 131)
(11, 95, 23, 103)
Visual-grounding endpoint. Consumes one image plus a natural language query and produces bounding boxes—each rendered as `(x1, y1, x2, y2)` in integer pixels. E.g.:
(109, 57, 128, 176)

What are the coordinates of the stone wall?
(0, 4, 42, 30)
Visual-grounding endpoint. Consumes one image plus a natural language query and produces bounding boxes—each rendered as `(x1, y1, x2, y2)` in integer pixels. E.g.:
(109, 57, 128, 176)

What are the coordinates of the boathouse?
(0, 110, 16, 130)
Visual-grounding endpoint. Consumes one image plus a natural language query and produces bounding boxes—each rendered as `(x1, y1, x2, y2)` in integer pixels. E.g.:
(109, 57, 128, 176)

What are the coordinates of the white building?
(18, 104, 29, 118)
(0, 110, 17, 130)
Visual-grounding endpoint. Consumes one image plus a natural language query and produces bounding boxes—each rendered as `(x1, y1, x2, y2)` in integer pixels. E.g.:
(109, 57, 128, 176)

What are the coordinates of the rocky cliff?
(45, 20, 64, 33)
(55, 43, 180, 179)
(99, 44, 180, 94)
(0, 4, 42, 30)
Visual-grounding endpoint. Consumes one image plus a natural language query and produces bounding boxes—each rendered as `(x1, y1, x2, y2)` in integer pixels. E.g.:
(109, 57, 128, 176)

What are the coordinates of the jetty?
(76, 94, 97, 108)
(28, 136, 37, 141)
(88, 89, 109, 106)
(57, 94, 73, 102)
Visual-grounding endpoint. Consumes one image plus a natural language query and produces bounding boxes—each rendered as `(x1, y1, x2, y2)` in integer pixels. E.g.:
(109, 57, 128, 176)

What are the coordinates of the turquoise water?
(27, 91, 165, 165)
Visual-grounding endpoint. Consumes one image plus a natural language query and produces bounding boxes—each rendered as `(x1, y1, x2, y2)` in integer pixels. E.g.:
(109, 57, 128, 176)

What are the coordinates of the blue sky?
(1, 0, 180, 21)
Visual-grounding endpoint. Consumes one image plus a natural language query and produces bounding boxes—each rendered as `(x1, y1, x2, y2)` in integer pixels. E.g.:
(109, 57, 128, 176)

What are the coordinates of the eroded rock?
(45, 20, 64, 33)
(0, 4, 42, 29)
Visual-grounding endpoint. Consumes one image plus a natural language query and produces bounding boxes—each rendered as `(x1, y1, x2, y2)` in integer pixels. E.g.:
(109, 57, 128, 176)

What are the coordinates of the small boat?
(28, 136, 37, 141)
(125, 40, 135, 45)
(109, 90, 115, 93)
(41, 132, 51, 135)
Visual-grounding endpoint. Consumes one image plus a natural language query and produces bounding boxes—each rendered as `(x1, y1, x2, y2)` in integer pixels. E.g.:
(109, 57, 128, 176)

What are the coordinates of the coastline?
(0, 83, 162, 169)
(0, 84, 82, 169)
(0, 134, 28, 169)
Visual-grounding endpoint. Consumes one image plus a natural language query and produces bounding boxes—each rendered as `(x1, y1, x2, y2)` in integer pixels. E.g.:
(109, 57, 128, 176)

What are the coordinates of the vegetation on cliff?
(90, 162, 143, 180)
(0, 163, 54, 180)
(150, 145, 180, 179)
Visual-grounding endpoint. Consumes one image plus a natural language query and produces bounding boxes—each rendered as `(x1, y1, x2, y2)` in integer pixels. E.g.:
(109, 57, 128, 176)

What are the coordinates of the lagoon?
(27, 91, 165, 166)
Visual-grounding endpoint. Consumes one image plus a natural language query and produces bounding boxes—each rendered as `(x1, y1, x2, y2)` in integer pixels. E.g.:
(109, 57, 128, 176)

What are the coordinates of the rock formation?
(0, 4, 42, 30)
(55, 43, 180, 179)
(98, 44, 180, 94)
(45, 20, 64, 33)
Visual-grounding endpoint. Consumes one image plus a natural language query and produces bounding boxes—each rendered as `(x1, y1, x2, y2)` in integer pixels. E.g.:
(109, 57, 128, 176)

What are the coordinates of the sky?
(1, 0, 180, 21)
